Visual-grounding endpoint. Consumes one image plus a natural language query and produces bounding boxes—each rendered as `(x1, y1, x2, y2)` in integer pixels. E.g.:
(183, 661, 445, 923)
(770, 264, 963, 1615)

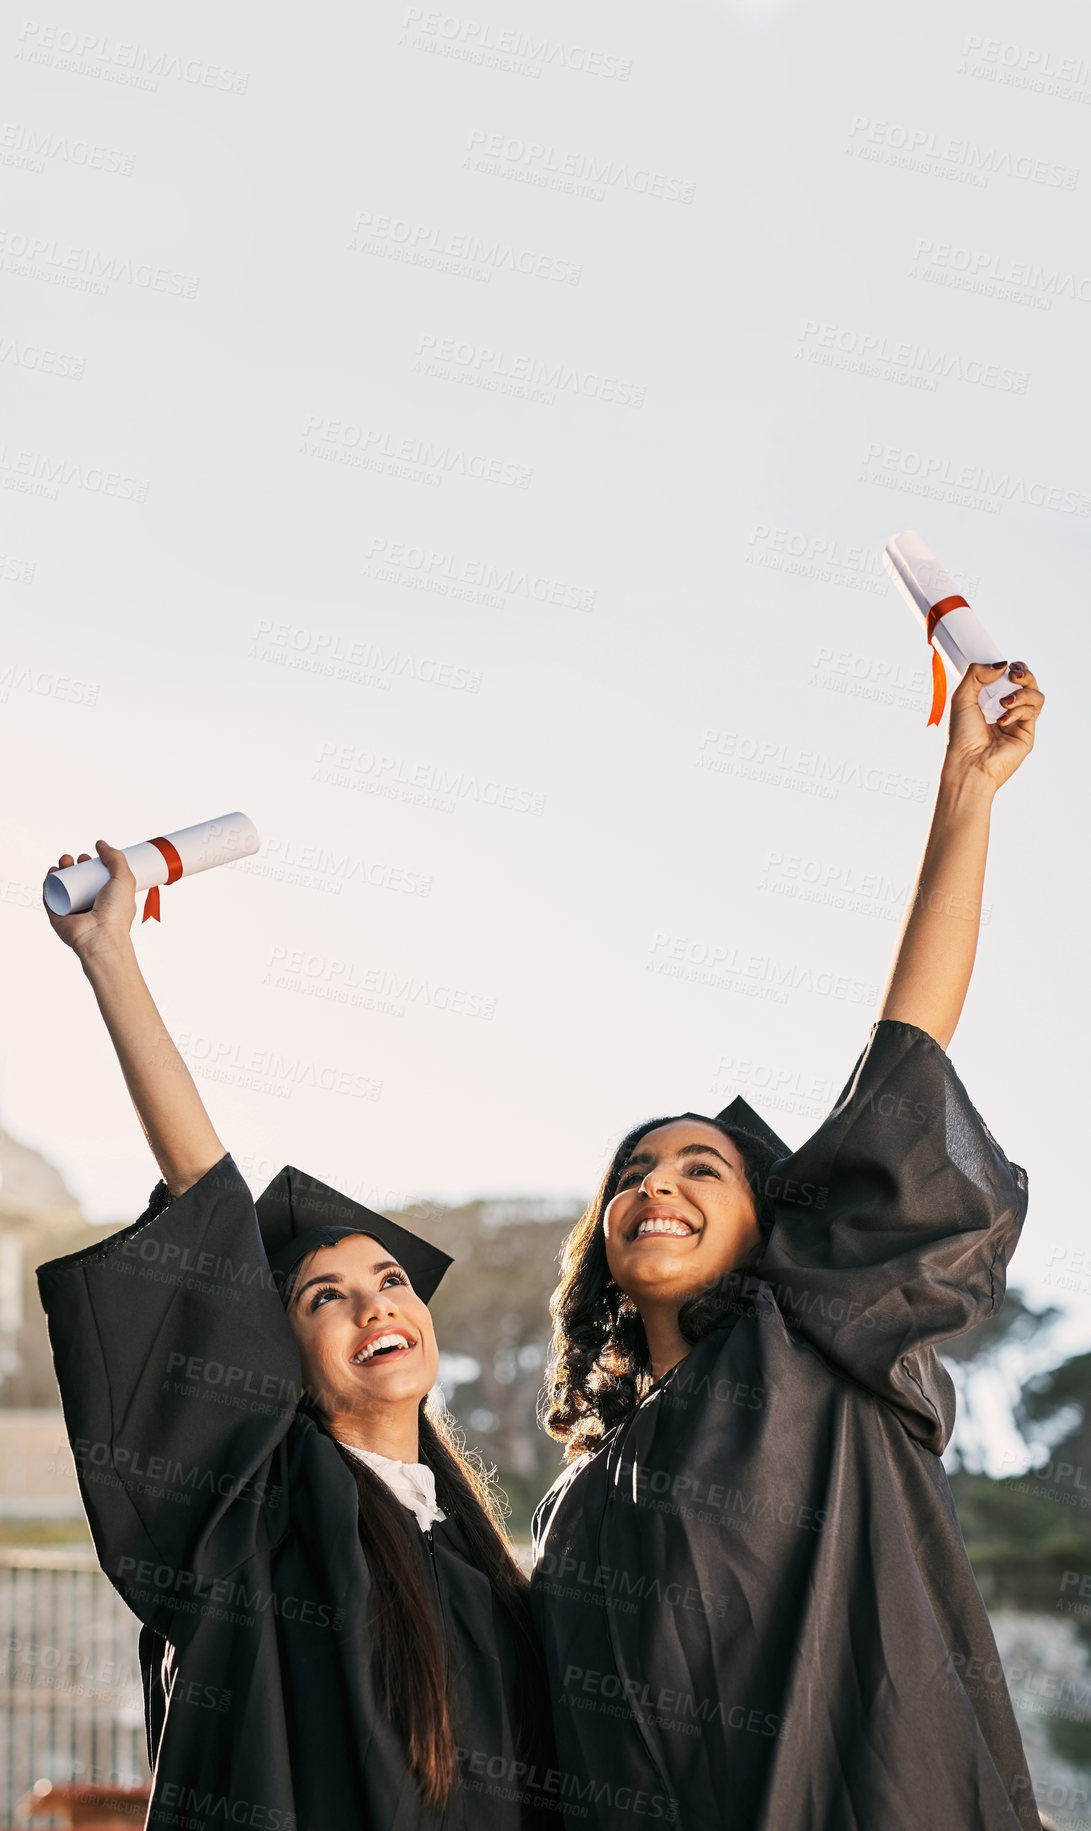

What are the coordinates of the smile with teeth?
(351, 1332, 414, 1365)
(633, 1217, 695, 1240)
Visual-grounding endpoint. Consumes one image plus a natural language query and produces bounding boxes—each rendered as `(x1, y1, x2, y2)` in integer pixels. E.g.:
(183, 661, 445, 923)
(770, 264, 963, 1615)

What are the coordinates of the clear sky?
(0, 0, 1086, 1356)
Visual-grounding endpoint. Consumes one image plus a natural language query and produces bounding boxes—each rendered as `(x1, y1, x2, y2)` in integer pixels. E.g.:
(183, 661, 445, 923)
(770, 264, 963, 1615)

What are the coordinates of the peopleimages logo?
(348, 210, 581, 286)
(846, 116, 1078, 189)
(413, 333, 646, 407)
(860, 441, 1090, 516)
(0, 228, 199, 297)
(797, 320, 1029, 394)
(0, 444, 149, 503)
(15, 21, 249, 92)
(0, 121, 136, 175)
(647, 931, 878, 1007)
(909, 238, 1091, 306)
(958, 33, 1091, 104)
(361, 535, 595, 610)
(400, 9, 633, 82)
(315, 738, 546, 817)
(961, 33, 1090, 80)
(696, 729, 928, 804)
(0, 335, 84, 379)
(464, 129, 696, 203)
(299, 415, 532, 490)
(250, 620, 483, 695)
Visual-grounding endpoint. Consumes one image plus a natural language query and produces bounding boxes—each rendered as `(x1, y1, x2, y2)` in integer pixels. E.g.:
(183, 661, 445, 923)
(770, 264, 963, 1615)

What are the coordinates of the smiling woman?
(284, 1237, 441, 1445)
(533, 660, 1047, 1830)
(604, 1124, 767, 1374)
(544, 1114, 781, 1455)
(34, 841, 556, 1830)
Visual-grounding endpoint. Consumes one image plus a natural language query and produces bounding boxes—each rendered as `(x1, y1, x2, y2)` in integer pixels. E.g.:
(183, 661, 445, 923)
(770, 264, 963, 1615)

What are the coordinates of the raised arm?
(46, 839, 225, 1197)
(878, 659, 1043, 1052)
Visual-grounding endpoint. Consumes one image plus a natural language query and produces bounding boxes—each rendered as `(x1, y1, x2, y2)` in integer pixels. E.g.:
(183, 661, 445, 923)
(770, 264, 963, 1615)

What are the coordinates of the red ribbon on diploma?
(924, 595, 969, 726)
(142, 837, 184, 923)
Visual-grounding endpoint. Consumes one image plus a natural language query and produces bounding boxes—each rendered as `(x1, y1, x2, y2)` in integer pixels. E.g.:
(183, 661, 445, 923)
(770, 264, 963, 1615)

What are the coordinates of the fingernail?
(1000, 692, 1015, 705)
(985, 659, 1007, 667)
(1010, 661, 1026, 674)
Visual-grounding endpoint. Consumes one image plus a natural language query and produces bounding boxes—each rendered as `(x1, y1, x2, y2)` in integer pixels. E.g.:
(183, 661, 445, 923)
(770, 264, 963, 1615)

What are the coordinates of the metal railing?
(0, 1550, 149, 1827)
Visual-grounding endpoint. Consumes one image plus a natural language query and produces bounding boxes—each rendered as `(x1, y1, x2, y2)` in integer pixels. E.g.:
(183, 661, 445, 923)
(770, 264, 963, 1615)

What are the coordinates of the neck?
(639, 1302, 691, 1383)
(326, 1403, 421, 1464)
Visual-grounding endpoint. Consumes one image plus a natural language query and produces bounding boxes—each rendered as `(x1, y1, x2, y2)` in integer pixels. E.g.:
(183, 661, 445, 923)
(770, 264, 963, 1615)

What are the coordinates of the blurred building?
(0, 1127, 118, 1407)
(0, 1127, 120, 1526)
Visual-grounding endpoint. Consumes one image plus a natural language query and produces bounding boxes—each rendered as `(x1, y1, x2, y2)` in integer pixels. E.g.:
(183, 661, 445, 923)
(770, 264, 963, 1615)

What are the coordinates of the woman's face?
(286, 1233, 439, 1426)
(602, 1120, 761, 1308)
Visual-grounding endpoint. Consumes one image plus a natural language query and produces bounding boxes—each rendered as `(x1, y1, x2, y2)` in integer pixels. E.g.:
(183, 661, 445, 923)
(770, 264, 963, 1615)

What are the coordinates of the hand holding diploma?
(44, 838, 140, 960)
(43, 837, 228, 1196)
(880, 528, 1044, 784)
(945, 657, 1044, 790)
(42, 812, 259, 923)
(883, 530, 1019, 725)
(878, 657, 1045, 1050)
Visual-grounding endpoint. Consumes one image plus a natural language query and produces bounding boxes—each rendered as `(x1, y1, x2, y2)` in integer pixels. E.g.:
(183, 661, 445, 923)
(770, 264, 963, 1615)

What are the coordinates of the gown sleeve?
(757, 1018, 1029, 1448)
(35, 1153, 301, 1637)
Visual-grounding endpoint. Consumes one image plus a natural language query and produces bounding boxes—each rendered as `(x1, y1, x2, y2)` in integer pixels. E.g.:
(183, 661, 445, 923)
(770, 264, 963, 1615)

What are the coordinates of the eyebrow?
(291, 1259, 404, 1306)
(623, 1143, 736, 1171)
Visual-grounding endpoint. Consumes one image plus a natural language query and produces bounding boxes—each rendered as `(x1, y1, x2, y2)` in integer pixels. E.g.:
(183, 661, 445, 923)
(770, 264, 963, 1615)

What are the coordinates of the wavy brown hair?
(542, 1112, 781, 1460)
(308, 1395, 549, 1810)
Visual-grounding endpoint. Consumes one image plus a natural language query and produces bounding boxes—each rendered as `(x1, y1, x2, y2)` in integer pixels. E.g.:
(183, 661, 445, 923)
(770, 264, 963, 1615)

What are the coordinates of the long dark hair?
(310, 1395, 546, 1811)
(543, 1112, 781, 1460)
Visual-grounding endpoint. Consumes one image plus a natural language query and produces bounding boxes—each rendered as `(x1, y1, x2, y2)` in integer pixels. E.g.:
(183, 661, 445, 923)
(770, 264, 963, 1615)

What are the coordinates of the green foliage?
(946, 1301, 1091, 1615)
(396, 1198, 574, 1535)
(1047, 1716, 1091, 1767)
(941, 1290, 1061, 1365)
(1019, 1351, 1091, 1438)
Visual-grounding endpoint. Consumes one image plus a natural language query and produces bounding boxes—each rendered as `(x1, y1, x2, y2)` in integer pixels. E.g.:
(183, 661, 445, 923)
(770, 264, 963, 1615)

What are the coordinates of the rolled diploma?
(42, 812, 260, 916)
(882, 530, 1016, 723)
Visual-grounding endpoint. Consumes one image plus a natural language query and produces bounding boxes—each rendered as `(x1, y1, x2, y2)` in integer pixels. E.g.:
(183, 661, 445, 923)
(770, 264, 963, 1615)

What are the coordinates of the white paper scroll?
(882, 530, 1016, 724)
(42, 812, 260, 916)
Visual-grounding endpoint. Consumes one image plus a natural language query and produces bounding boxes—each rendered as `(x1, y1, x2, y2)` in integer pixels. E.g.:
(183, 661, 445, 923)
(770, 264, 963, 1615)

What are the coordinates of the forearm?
(79, 938, 226, 1197)
(878, 766, 996, 1052)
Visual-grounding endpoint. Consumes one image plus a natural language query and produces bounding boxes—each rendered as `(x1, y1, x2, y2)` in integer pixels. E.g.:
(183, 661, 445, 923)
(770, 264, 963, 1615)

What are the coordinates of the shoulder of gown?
(531, 1437, 611, 1564)
(36, 1154, 303, 1634)
(756, 1018, 1028, 1450)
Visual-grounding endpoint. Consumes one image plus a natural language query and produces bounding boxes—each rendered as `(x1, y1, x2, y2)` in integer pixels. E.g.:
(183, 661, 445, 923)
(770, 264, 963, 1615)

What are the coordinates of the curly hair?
(541, 1113, 781, 1459)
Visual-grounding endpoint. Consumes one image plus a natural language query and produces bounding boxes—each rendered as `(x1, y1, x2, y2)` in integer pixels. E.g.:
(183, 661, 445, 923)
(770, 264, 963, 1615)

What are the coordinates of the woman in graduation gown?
(36, 849, 556, 1830)
(533, 661, 1047, 1829)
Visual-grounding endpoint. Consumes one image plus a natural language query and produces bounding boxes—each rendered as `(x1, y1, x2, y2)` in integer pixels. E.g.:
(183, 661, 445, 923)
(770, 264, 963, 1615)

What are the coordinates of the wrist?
(936, 759, 996, 813)
(77, 933, 139, 982)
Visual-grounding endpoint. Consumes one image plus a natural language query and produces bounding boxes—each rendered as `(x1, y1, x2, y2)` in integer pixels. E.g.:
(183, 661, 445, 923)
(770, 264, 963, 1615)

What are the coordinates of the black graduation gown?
(36, 1156, 554, 1831)
(531, 1020, 1040, 1831)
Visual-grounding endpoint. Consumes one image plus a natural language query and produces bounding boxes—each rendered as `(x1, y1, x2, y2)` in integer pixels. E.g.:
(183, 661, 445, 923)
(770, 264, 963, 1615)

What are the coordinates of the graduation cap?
(255, 1165, 452, 1302)
(712, 1095, 791, 1165)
